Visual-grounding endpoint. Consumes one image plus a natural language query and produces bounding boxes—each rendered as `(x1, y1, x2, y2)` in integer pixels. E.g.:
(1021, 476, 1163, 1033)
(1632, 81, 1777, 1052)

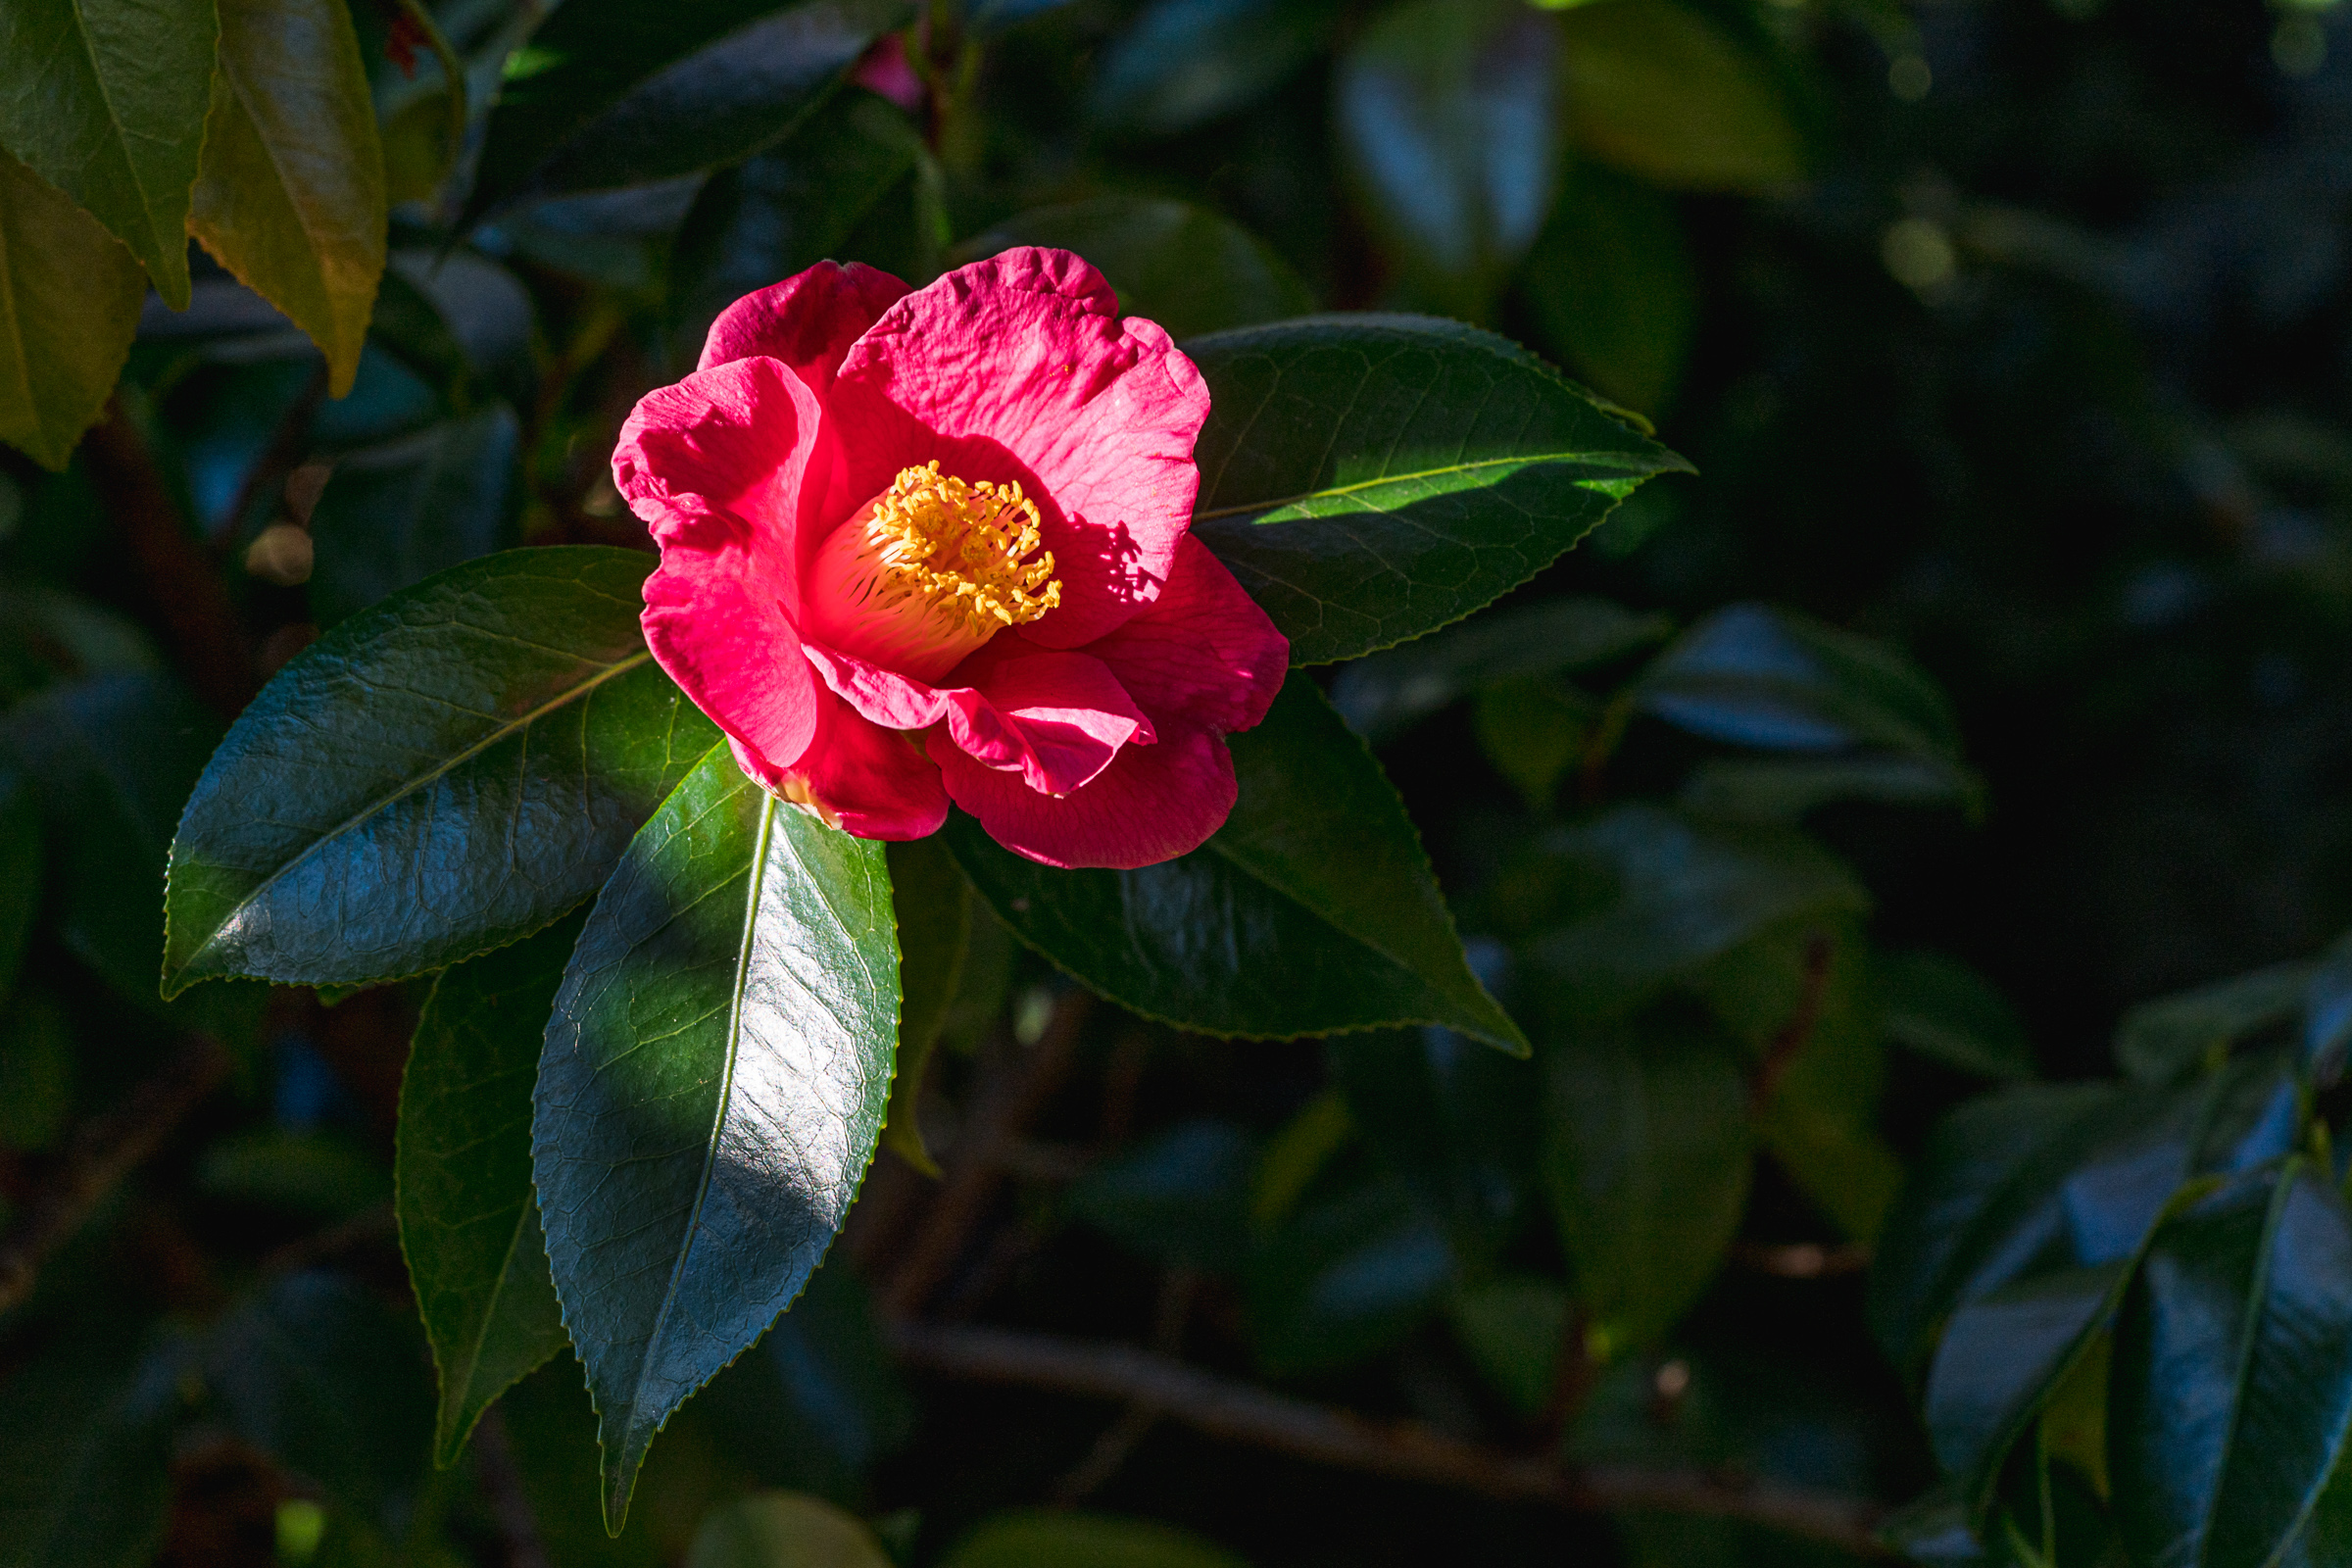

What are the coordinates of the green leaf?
(1471, 678, 1594, 812)
(2114, 959, 2310, 1084)
(1448, 1274, 1571, 1417)
(1879, 949, 2037, 1081)
(1331, 1023, 1541, 1266)
(533, 744, 898, 1531)
(958, 198, 1313, 339)
(2112, 1160, 2352, 1568)
(1329, 596, 1672, 745)
(1634, 603, 1961, 759)
(687, 1494, 895, 1568)
(206, 1272, 436, 1533)
(1087, 0, 1337, 136)
(1677, 754, 1983, 824)
(306, 406, 519, 627)
(881, 836, 968, 1175)
(0, 990, 74, 1152)
(945, 674, 1526, 1052)
(398, 915, 580, 1468)
(670, 89, 939, 359)
(0, 771, 39, 1004)
(1554, 0, 1803, 192)
(1541, 1017, 1751, 1358)
(1186, 315, 1690, 664)
(463, 0, 910, 228)
(187, 0, 387, 397)
(0, 1330, 179, 1568)
(0, 148, 147, 471)
(165, 547, 718, 995)
(1246, 1169, 1456, 1374)
(498, 1359, 665, 1568)
(942, 1512, 1249, 1568)
(1066, 1119, 1258, 1272)
(1515, 805, 1871, 1017)
(1518, 168, 1697, 416)
(0, 0, 216, 306)
(1334, 0, 1561, 315)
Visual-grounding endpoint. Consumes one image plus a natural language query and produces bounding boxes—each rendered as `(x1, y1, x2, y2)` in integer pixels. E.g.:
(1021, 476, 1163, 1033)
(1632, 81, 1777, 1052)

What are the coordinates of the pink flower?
(612, 250, 1290, 869)
(850, 33, 925, 115)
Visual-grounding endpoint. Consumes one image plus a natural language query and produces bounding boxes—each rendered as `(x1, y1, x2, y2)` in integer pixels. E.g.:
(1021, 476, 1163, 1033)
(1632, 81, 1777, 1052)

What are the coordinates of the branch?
(0, 1034, 231, 1315)
(889, 1321, 1893, 1559)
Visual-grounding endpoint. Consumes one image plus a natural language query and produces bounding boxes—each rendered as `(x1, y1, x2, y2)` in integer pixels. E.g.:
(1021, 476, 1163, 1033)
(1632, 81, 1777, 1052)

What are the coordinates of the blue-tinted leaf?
(1246, 1169, 1456, 1375)
(1067, 1119, 1258, 1273)
(1088, 0, 1337, 136)
(2115, 959, 2309, 1084)
(1634, 603, 1960, 758)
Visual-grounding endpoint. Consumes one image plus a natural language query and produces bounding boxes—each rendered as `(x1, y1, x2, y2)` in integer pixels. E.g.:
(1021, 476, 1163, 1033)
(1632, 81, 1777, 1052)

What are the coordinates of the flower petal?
(829, 247, 1211, 648)
(805, 640, 1152, 797)
(620, 356, 832, 769)
(935, 722, 1237, 870)
(1084, 534, 1290, 734)
(699, 260, 909, 395)
(728, 693, 948, 841)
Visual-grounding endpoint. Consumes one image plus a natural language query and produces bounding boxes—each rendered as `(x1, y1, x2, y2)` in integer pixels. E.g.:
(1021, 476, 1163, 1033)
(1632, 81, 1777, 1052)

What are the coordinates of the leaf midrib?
(172, 649, 652, 980)
(1192, 450, 1663, 523)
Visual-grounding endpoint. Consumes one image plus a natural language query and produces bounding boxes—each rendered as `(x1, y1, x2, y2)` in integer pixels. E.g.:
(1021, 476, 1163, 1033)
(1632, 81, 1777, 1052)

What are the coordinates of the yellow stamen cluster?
(806, 462, 1062, 684)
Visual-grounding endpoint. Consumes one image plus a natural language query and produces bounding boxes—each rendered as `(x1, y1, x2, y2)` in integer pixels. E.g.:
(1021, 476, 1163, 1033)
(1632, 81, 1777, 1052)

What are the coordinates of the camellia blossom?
(612, 249, 1291, 869)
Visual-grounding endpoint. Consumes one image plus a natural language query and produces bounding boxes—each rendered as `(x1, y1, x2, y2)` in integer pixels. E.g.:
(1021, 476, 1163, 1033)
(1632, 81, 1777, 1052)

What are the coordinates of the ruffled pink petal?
(804, 640, 1152, 797)
(935, 723, 1237, 870)
(826, 247, 1211, 648)
(1084, 535, 1289, 735)
(698, 261, 909, 397)
(619, 356, 832, 770)
(728, 693, 948, 841)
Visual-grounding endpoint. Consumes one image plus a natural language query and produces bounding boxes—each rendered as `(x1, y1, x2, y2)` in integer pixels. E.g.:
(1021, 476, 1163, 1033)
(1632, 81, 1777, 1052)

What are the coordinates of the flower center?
(804, 462, 1062, 684)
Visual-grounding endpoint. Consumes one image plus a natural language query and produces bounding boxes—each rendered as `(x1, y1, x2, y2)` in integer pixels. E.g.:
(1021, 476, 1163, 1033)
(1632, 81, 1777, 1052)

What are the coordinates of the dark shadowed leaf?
(206, 1272, 436, 1535)
(1542, 1018, 1750, 1357)
(165, 547, 718, 994)
(1067, 1119, 1258, 1272)
(943, 1512, 1248, 1568)
(1553, 0, 1803, 192)
(0, 1329, 181, 1568)
(1187, 316, 1689, 664)
(1471, 678, 1594, 811)
(2111, 1161, 2352, 1568)
(0, 771, 38, 1004)
(307, 405, 518, 626)
(1088, 0, 1338, 135)
(187, 0, 387, 396)
(398, 915, 581, 1467)
(882, 836, 968, 1174)
(1335, 0, 1561, 315)
(1448, 1275, 1570, 1416)
(0, 148, 148, 471)
(1878, 950, 2037, 1081)
(959, 198, 1312, 339)
(1634, 603, 1960, 759)
(687, 1494, 895, 1568)
(1247, 1168, 1456, 1374)
(1518, 168, 1697, 416)
(2114, 959, 2309, 1084)
(0, 0, 217, 306)
(1330, 596, 1672, 744)
(946, 675, 1524, 1051)
(464, 0, 910, 227)
(498, 1359, 665, 1568)
(533, 744, 898, 1530)
(1332, 1022, 1541, 1266)
(1677, 754, 1983, 824)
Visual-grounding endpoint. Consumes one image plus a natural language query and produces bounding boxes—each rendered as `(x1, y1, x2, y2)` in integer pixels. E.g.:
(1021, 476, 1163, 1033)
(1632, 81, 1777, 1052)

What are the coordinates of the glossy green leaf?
(943, 1512, 1249, 1568)
(307, 406, 518, 627)
(1329, 596, 1672, 745)
(1087, 0, 1337, 136)
(1879, 949, 2037, 1081)
(1332, 1023, 1541, 1265)
(205, 1272, 436, 1533)
(0, 771, 38, 1004)
(670, 89, 938, 360)
(1554, 0, 1803, 192)
(687, 1494, 894, 1568)
(398, 915, 580, 1468)
(0, 0, 216, 306)
(187, 0, 387, 397)
(1542, 1018, 1750, 1358)
(1187, 316, 1690, 664)
(959, 198, 1313, 339)
(1246, 1168, 1455, 1374)
(946, 674, 1525, 1052)
(464, 0, 910, 228)
(165, 547, 718, 995)
(1335, 0, 1561, 315)
(0, 148, 147, 471)
(533, 744, 898, 1530)
(2114, 959, 2309, 1084)
(882, 835, 968, 1174)
(2112, 1160, 2352, 1568)
(1515, 805, 1871, 1017)
(0, 1330, 179, 1568)
(1518, 168, 1697, 416)
(1634, 603, 1961, 759)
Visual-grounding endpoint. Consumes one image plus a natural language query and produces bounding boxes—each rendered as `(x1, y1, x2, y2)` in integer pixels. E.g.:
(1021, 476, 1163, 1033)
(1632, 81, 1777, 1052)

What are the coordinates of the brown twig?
(1750, 932, 1835, 1112)
(0, 1034, 231, 1315)
(261, 1200, 399, 1276)
(883, 991, 1092, 1317)
(891, 1321, 1893, 1557)
(1053, 1268, 1199, 1503)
